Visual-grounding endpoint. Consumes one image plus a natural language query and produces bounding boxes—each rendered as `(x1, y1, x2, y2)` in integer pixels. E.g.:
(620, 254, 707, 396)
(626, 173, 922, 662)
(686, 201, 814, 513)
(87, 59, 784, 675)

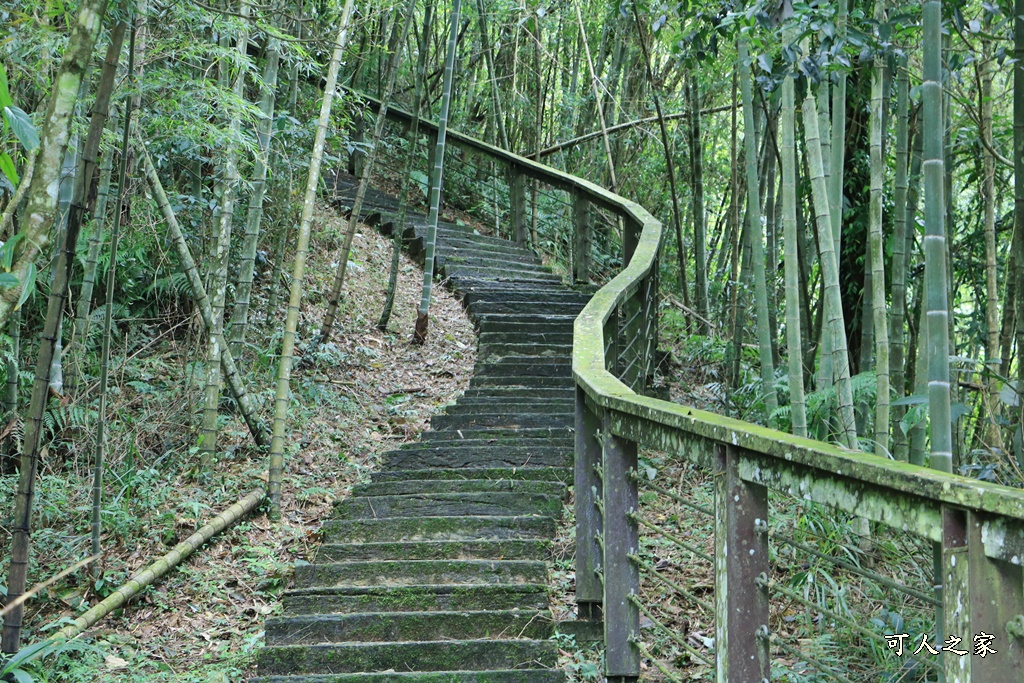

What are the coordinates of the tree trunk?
(738, 40, 778, 420)
(267, 0, 357, 517)
(890, 57, 911, 461)
(687, 76, 709, 329)
(319, 1, 414, 345)
(0, 0, 110, 335)
(414, 0, 462, 344)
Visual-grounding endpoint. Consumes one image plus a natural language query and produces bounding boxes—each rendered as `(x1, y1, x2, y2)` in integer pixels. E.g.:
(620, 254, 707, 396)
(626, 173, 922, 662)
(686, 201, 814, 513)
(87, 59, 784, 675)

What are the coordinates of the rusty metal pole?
(714, 444, 769, 682)
(601, 413, 640, 681)
(574, 387, 603, 621)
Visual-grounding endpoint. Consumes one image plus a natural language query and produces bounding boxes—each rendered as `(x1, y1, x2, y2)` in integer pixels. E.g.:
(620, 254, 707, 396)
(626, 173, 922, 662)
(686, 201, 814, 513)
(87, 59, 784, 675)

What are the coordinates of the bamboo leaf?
(4, 106, 40, 151)
(0, 63, 11, 110)
(0, 151, 18, 186)
(0, 273, 18, 288)
(16, 263, 36, 310)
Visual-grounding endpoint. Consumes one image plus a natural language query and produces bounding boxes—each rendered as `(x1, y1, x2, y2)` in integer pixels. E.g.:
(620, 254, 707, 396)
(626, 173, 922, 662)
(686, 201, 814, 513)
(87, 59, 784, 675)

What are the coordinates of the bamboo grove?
(0, 0, 1022, 663)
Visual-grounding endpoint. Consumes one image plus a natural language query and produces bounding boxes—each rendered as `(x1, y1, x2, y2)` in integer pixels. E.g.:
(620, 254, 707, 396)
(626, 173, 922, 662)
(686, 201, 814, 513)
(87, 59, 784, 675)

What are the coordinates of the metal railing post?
(967, 512, 1024, 680)
(715, 444, 769, 682)
(573, 193, 592, 284)
(942, 506, 969, 682)
(510, 170, 527, 247)
(602, 412, 640, 681)
(575, 385, 603, 621)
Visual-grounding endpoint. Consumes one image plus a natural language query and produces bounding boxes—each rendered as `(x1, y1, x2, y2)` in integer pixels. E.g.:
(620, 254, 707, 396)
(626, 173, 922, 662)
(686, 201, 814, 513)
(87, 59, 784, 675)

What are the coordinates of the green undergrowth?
(0, 198, 476, 681)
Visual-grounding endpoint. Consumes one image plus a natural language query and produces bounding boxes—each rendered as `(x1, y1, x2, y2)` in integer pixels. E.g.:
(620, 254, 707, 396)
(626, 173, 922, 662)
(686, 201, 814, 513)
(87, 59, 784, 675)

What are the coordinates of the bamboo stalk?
(267, 0, 357, 517)
(139, 145, 269, 450)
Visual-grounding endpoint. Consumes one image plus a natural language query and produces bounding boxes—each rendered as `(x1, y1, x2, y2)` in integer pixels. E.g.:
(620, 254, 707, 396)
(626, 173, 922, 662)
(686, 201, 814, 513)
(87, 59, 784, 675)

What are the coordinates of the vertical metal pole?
(574, 193, 592, 283)
(968, 513, 1024, 680)
(510, 170, 527, 247)
(714, 444, 770, 683)
(575, 385, 603, 621)
(942, 506, 969, 683)
(602, 412, 640, 681)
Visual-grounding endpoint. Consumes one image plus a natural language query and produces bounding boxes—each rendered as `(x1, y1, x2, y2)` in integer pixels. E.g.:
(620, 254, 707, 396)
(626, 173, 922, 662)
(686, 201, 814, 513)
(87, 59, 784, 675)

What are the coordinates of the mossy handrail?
(355, 89, 1024, 681)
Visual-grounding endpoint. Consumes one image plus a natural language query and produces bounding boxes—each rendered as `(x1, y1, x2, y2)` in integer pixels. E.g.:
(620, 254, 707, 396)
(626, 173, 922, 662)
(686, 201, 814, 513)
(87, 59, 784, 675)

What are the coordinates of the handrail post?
(510, 169, 527, 247)
(942, 506, 969, 682)
(575, 386, 603, 621)
(602, 413, 640, 682)
(573, 193, 592, 284)
(966, 511, 1024, 679)
(347, 111, 365, 177)
(715, 444, 769, 682)
(623, 216, 641, 267)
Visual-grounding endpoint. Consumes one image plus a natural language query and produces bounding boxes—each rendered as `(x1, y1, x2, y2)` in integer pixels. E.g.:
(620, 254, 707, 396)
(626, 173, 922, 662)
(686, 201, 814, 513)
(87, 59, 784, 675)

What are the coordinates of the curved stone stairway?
(249, 175, 589, 682)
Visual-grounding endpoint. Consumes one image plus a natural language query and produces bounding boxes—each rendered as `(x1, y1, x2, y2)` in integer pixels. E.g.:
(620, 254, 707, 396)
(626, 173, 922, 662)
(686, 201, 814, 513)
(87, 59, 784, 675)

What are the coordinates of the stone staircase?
(249, 175, 590, 682)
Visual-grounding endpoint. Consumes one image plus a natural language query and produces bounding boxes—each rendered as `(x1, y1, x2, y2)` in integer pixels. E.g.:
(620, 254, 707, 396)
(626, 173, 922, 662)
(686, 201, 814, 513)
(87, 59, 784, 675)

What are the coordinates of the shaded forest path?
(250, 174, 585, 682)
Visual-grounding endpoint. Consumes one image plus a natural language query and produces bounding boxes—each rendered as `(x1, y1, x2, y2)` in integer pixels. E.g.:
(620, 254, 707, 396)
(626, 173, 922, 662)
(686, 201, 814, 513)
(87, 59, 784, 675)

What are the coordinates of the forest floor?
(2, 199, 477, 682)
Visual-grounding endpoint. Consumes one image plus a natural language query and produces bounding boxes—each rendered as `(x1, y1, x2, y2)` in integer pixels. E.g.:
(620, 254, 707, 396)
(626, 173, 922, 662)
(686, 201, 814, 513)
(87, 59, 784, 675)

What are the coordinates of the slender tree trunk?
(267, 0, 356, 517)
(869, 2, 890, 457)
(781, 33, 806, 437)
(891, 58, 911, 461)
(1013, 0, 1024, 466)
(414, 0, 462, 344)
(573, 0, 617, 192)
(319, 4, 414, 344)
(92, 22, 135, 571)
(201, 0, 250, 469)
(229, 26, 281, 357)
(140, 147, 268, 450)
(923, 0, 952, 473)
(379, 0, 434, 331)
(474, 0, 509, 150)
(687, 76, 709, 329)
(0, 0, 109, 334)
(803, 84, 858, 450)
(738, 40, 778, 420)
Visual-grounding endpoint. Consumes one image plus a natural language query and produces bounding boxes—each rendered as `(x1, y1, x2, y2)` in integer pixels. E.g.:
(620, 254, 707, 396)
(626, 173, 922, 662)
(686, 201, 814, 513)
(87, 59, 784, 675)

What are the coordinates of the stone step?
(459, 387, 575, 401)
(415, 425, 573, 440)
(282, 583, 551, 616)
(429, 414, 573, 431)
(467, 301, 584, 316)
(380, 446, 571, 471)
(255, 639, 559, 676)
(436, 239, 539, 261)
(444, 266, 563, 283)
(437, 254, 551, 275)
(369, 467, 569, 484)
(474, 361, 571, 378)
(468, 375, 574, 389)
(319, 515, 557, 544)
(293, 560, 549, 589)
(477, 331, 574, 347)
(390, 438, 572, 454)
(448, 275, 567, 289)
(332, 492, 563, 520)
(474, 321, 575, 336)
(442, 400, 573, 414)
(315, 538, 552, 562)
(266, 610, 554, 646)
(352, 479, 565, 497)
(476, 345, 573, 361)
(251, 668, 564, 683)
(461, 290, 591, 306)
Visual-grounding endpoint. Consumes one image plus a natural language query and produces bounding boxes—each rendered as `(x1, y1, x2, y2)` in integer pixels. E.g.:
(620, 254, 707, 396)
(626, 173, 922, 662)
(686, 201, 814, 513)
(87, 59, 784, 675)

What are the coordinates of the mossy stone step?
(392, 436, 572, 451)
(474, 362, 571, 379)
(250, 668, 565, 682)
(474, 321, 574, 336)
(255, 639, 559, 675)
(380, 447, 571, 471)
(315, 538, 552, 562)
(458, 388, 575, 401)
(477, 331, 574, 347)
(449, 275, 566, 289)
(282, 583, 550, 616)
(445, 266, 563, 283)
(461, 290, 591, 306)
(437, 254, 551, 274)
(293, 560, 548, 589)
(332, 492, 563, 520)
(352, 479, 565, 497)
(429, 414, 572, 431)
(437, 239, 539, 259)
(415, 424, 573, 439)
(476, 345, 574, 361)
(266, 609, 553, 646)
(369, 467, 569, 484)
(319, 515, 557, 544)
(468, 375, 574, 389)
(466, 301, 584, 316)
(441, 401, 573, 415)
